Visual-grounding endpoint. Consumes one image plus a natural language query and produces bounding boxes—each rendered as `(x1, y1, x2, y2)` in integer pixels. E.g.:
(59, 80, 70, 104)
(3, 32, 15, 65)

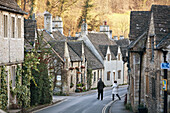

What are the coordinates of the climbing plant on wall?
(0, 66, 8, 110)
(87, 68, 93, 90)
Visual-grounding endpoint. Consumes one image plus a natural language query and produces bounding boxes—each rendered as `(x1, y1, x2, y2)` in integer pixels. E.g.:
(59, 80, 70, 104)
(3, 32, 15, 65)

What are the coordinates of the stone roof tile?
(0, 0, 26, 14)
(129, 11, 150, 41)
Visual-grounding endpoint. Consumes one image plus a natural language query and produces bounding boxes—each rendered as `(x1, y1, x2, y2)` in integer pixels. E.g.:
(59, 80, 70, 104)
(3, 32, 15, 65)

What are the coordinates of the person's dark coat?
(97, 79, 105, 91)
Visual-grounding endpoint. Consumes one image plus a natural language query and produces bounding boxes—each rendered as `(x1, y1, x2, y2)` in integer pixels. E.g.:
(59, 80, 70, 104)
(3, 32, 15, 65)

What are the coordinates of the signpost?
(161, 63, 170, 69)
(162, 79, 167, 91)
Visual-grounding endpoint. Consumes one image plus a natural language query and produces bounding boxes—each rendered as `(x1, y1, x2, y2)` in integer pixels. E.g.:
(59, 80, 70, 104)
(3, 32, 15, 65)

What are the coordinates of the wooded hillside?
(16, 0, 170, 38)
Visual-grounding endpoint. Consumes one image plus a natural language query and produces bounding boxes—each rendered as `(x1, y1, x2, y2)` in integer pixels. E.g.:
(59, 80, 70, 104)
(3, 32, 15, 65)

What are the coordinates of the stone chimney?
(44, 11, 52, 33)
(114, 36, 118, 40)
(120, 35, 124, 40)
(52, 16, 63, 34)
(100, 21, 110, 39)
(81, 19, 88, 36)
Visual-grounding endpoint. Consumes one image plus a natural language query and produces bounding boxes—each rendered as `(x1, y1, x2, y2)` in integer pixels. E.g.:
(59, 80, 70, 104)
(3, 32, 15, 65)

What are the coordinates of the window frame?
(3, 15, 8, 38)
(118, 70, 121, 79)
(17, 18, 21, 38)
(11, 17, 15, 38)
(107, 71, 110, 81)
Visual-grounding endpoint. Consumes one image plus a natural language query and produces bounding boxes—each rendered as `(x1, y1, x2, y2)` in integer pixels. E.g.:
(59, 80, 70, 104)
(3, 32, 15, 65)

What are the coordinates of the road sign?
(161, 63, 170, 69)
(162, 79, 167, 91)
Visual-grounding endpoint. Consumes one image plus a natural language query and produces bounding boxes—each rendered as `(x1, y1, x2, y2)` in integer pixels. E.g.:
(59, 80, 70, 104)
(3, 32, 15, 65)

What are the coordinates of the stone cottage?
(79, 21, 127, 86)
(128, 5, 170, 113)
(0, 0, 26, 109)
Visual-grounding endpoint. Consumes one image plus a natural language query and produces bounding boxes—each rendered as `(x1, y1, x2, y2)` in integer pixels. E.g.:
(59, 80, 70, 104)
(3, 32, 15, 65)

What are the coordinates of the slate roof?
(129, 11, 150, 41)
(110, 45, 118, 59)
(53, 31, 67, 41)
(67, 41, 82, 58)
(115, 38, 129, 58)
(0, 0, 26, 14)
(157, 33, 170, 49)
(98, 45, 117, 60)
(87, 32, 117, 59)
(115, 38, 129, 47)
(48, 41, 65, 59)
(68, 45, 81, 61)
(151, 5, 170, 45)
(24, 19, 37, 51)
(84, 45, 104, 70)
(128, 31, 148, 51)
(38, 30, 53, 42)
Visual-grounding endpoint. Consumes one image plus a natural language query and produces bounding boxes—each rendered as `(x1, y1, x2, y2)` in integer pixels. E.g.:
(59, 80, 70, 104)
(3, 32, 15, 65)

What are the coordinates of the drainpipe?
(163, 51, 168, 113)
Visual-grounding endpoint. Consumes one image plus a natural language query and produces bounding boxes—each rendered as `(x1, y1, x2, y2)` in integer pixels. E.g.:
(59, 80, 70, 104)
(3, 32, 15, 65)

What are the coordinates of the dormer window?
(107, 54, 110, 61)
(118, 53, 121, 60)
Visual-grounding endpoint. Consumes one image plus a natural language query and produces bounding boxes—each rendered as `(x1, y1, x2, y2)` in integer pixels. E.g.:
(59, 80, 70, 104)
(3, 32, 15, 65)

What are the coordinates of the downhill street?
(34, 86, 128, 113)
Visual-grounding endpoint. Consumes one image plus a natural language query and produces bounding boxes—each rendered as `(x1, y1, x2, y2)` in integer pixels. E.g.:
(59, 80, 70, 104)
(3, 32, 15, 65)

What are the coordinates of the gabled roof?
(129, 11, 150, 41)
(67, 41, 82, 58)
(151, 5, 170, 45)
(87, 32, 117, 59)
(128, 31, 147, 51)
(0, 0, 26, 14)
(115, 39, 129, 58)
(48, 41, 65, 60)
(68, 46, 81, 61)
(84, 45, 104, 70)
(120, 47, 128, 58)
(110, 45, 118, 59)
(115, 38, 129, 47)
(157, 33, 170, 49)
(53, 31, 67, 41)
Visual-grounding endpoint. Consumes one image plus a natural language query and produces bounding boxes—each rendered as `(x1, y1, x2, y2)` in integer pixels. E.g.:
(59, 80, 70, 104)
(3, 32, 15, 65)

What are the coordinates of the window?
(4, 15, 8, 37)
(107, 54, 110, 61)
(150, 36, 154, 62)
(118, 70, 121, 79)
(152, 78, 156, 98)
(113, 72, 115, 81)
(18, 18, 21, 38)
(100, 70, 102, 78)
(11, 66, 16, 88)
(118, 53, 121, 60)
(11, 17, 15, 38)
(66, 58, 68, 68)
(146, 75, 149, 95)
(107, 71, 110, 81)
(98, 70, 99, 81)
(94, 72, 96, 82)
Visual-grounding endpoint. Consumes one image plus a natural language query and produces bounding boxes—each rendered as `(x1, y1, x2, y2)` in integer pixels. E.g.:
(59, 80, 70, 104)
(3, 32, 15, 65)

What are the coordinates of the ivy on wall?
(87, 69, 93, 90)
(0, 66, 8, 110)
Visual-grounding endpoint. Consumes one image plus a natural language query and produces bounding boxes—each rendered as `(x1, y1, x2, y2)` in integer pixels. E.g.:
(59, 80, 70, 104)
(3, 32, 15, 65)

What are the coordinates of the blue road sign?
(161, 63, 170, 69)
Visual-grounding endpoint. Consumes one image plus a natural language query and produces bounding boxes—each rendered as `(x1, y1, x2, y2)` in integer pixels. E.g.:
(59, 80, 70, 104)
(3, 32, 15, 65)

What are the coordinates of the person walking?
(97, 78, 105, 100)
(112, 81, 121, 101)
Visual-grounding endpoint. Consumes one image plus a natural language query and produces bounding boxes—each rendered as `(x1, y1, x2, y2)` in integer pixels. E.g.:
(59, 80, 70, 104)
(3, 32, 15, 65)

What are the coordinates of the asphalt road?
(35, 86, 128, 113)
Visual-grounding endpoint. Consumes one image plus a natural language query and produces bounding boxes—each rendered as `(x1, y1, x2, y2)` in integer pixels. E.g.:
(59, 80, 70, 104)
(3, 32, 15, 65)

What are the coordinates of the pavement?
(110, 96, 133, 113)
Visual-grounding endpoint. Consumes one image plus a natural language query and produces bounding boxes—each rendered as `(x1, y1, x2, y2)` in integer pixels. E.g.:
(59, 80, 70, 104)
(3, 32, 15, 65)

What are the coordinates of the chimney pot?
(104, 21, 107, 25)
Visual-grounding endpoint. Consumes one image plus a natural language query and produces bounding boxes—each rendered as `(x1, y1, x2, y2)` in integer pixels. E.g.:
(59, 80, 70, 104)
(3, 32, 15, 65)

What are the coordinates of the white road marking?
(102, 94, 126, 113)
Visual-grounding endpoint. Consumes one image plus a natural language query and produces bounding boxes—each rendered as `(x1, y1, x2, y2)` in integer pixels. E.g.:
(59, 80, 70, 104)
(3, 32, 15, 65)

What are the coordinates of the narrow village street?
(34, 86, 130, 113)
